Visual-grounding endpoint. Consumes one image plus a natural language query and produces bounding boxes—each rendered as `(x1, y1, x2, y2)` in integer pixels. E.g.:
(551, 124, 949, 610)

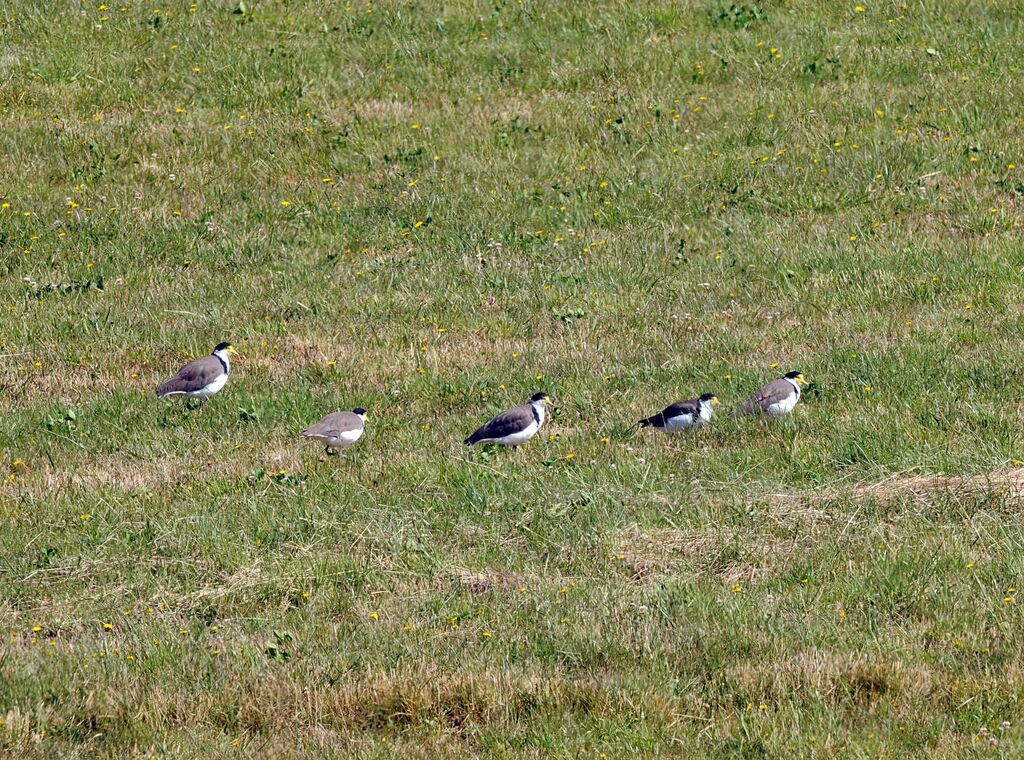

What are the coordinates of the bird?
(301, 408, 367, 457)
(464, 392, 552, 447)
(741, 371, 806, 417)
(638, 393, 719, 432)
(156, 342, 235, 403)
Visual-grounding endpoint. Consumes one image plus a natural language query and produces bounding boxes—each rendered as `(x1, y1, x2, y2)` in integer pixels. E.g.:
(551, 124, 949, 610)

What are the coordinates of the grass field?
(3, 0, 1024, 755)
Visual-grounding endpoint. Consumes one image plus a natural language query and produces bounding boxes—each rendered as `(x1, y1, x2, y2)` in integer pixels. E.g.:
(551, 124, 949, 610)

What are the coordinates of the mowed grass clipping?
(2, 0, 1024, 756)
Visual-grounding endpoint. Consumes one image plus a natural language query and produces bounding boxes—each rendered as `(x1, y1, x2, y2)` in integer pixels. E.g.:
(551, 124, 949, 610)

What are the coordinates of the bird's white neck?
(531, 400, 547, 427)
(698, 400, 715, 421)
(213, 348, 232, 372)
(785, 377, 801, 396)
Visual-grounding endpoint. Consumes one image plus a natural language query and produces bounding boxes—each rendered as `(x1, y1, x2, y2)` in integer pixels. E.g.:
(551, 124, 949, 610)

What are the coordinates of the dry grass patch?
(352, 100, 415, 122)
(771, 468, 1024, 512)
(452, 569, 524, 595)
(13, 447, 305, 496)
(725, 652, 936, 707)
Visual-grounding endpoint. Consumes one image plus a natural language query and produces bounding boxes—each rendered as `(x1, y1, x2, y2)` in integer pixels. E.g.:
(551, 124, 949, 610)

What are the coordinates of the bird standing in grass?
(301, 408, 367, 457)
(156, 342, 235, 404)
(638, 393, 719, 432)
(741, 371, 806, 417)
(464, 392, 552, 447)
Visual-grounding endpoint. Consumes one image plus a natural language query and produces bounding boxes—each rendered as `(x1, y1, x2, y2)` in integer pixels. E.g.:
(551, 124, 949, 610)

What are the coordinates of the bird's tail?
(464, 426, 487, 445)
(637, 414, 660, 429)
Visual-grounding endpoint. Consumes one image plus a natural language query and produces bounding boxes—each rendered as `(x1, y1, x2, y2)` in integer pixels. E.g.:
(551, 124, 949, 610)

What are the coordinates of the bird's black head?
(784, 370, 807, 385)
(352, 407, 367, 416)
(530, 391, 553, 404)
(213, 341, 233, 353)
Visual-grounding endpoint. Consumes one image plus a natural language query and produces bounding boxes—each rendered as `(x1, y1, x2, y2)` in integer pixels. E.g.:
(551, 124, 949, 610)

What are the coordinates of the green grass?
(3, 0, 1024, 755)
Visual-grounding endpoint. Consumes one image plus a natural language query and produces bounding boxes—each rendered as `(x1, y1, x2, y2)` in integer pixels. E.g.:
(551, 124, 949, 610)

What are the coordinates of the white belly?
(191, 372, 228, 398)
(766, 393, 799, 416)
(662, 414, 697, 432)
(308, 427, 364, 448)
(331, 428, 364, 448)
(486, 420, 539, 446)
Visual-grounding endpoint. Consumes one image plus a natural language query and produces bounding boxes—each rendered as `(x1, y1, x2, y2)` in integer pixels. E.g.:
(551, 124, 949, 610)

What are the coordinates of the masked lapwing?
(301, 408, 366, 457)
(464, 392, 552, 447)
(741, 371, 806, 417)
(156, 342, 235, 402)
(638, 393, 719, 432)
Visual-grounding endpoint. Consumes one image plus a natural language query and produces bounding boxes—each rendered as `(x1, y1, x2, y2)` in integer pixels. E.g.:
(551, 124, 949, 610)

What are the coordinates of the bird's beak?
(796, 374, 806, 385)
(227, 346, 238, 355)
(543, 395, 553, 405)
(710, 396, 721, 406)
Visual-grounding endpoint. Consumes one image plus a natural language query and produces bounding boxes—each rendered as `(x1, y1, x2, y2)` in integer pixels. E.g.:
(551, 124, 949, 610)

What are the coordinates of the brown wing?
(742, 379, 794, 414)
(465, 403, 535, 444)
(662, 399, 701, 419)
(156, 355, 225, 396)
(302, 412, 363, 438)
